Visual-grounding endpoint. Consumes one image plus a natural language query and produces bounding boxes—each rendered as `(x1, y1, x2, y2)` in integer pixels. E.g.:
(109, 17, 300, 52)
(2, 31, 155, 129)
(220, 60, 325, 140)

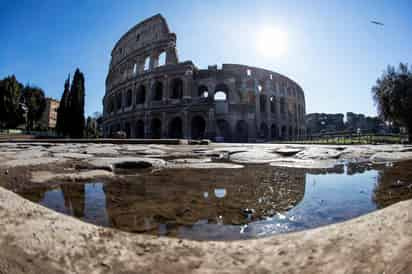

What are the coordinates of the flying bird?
(371, 20, 385, 26)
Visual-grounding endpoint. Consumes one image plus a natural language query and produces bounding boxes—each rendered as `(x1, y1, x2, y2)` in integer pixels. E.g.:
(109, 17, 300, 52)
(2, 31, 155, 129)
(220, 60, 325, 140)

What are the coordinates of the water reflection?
(18, 161, 412, 240)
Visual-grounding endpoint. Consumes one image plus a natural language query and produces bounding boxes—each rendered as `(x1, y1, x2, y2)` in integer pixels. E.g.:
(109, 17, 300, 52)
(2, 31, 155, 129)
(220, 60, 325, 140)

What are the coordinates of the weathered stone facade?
(102, 14, 306, 141)
(39, 98, 59, 130)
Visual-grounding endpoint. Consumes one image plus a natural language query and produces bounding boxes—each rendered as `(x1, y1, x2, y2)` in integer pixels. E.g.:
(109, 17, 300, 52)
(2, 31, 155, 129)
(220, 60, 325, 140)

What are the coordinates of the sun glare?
(256, 27, 288, 58)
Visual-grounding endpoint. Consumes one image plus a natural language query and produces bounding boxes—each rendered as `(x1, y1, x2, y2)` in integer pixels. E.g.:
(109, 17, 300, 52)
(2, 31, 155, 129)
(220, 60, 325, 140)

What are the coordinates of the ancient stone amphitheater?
(102, 14, 306, 142)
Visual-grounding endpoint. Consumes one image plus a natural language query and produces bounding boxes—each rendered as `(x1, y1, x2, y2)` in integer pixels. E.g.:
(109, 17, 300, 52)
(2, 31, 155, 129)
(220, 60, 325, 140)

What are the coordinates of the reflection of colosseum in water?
(102, 14, 306, 141)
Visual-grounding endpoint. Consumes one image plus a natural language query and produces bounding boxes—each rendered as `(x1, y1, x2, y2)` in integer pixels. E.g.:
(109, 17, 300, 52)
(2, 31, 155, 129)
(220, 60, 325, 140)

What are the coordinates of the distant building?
(39, 98, 59, 130)
(306, 112, 391, 135)
(306, 113, 345, 135)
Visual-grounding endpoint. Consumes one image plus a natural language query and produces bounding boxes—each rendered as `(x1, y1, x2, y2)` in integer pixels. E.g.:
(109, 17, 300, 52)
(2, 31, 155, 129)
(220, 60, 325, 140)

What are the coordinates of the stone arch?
(136, 85, 146, 105)
(198, 85, 209, 98)
(235, 120, 248, 143)
(168, 116, 183, 138)
(216, 119, 231, 142)
(271, 124, 278, 139)
(150, 118, 162, 139)
(126, 89, 132, 107)
(170, 78, 183, 99)
(144, 56, 150, 71)
(152, 81, 163, 101)
(270, 96, 276, 113)
(158, 52, 166, 66)
(260, 123, 269, 140)
(191, 115, 206, 139)
(214, 83, 229, 101)
(135, 120, 145, 138)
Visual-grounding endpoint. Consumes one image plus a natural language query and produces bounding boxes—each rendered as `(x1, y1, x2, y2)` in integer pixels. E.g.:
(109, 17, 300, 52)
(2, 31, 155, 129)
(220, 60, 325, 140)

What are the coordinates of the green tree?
(68, 69, 85, 138)
(0, 75, 24, 128)
(21, 86, 46, 130)
(56, 75, 71, 136)
(372, 63, 412, 142)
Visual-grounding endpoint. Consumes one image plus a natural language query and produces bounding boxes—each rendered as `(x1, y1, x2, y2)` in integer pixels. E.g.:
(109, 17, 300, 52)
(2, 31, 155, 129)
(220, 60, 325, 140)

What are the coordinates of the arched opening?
(150, 118, 162, 139)
(214, 91, 227, 101)
(191, 116, 206, 139)
(168, 117, 183, 139)
(124, 122, 131, 138)
(135, 120, 144, 138)
(126, 89, 132, 107)
(216, 119, 231, 142)
(270, 96, 276, 113)
(158, 52, 166, 66)
(170, 78, 183, 99)
(152, 81, 163, 101)
(260, 95, 267, 113)
(136, 85, 146, 105)
(271, 124, 278, 139)
(214, 84, 229, 101)
(133, 63, 137, 75)
(260, 123, 269, 140)
(198, 85, 209, 98)
(144, 56, 150, 71)
(116, 92, 122, 110)
(281, 126, 287, 140)
(235, 120, 248, 142)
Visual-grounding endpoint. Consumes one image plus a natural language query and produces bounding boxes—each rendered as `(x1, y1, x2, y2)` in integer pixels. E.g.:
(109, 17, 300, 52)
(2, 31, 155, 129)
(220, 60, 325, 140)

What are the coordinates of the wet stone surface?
(18, 161, 412, 240)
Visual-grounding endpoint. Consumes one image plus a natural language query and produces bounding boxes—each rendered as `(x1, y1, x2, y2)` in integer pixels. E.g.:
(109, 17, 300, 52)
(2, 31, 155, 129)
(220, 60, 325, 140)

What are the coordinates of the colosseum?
(102, 14, 306, 142)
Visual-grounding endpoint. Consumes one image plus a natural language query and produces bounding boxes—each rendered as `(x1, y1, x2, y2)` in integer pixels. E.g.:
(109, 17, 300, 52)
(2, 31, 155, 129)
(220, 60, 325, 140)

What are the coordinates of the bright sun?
(256, 27, 288, 58)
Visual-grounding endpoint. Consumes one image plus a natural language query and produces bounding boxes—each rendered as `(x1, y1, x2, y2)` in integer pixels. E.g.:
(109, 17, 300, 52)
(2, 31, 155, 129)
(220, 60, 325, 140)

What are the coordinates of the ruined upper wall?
(109, 14, 178, 70)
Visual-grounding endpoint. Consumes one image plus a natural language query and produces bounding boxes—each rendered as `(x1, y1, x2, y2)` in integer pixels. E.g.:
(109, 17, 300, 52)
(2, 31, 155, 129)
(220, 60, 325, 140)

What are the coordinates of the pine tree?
(0, 75, 24, 128)
(56, 75, 70, 136)
(69, 69, 85, 138)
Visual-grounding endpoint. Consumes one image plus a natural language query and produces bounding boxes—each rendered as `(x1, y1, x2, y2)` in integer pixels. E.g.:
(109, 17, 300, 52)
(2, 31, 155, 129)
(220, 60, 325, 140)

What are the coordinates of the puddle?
(18, 161, 412, 240)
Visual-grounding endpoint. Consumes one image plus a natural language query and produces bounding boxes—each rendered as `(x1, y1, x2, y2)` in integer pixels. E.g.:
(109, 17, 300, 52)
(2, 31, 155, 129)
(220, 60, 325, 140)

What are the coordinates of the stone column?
(144, 81, 151, 108)
(183, 111, 189, 139)
(206, 108, 216, 140)
(163, 77, 169, 103)
(161, 112, 167, 138)
(166, 47, 178, 65)
(183, 75, 193, 101)
(144, 113, 150, 138)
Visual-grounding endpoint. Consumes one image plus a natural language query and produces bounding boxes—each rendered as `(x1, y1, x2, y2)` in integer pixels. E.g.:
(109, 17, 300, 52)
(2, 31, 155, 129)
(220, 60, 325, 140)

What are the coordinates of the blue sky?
(1, 0, 411, 117)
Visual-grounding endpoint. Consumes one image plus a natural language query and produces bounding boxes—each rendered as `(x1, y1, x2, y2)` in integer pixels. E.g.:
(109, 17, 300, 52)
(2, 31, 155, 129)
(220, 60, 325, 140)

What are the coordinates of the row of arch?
(107, 116, 304, 141)
(216, 120, 305, 142)
(106, 81, 231, 114)
(108, 115, 207, 140)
